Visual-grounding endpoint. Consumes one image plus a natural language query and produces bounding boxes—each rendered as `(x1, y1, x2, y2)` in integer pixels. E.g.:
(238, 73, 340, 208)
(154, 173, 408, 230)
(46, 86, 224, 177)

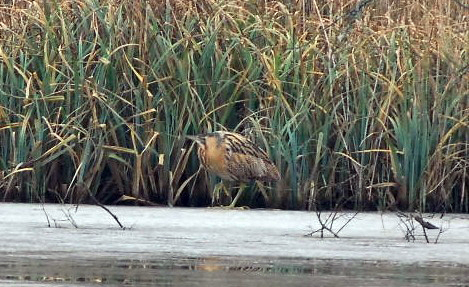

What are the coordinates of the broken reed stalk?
(82, 184, 126, 229)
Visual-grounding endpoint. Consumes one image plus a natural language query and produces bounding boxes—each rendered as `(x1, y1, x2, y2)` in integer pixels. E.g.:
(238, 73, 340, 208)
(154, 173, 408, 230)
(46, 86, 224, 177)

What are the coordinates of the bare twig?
(397, 211, 416, 242)
(40, 202, 51, 228)
(336, 211, 359, 234)
(87, 189, 126, 230)
(73, 182, 127, 229)
(396, 211, 446, 243)
(307, 225, 340, 238)
(434, 227, 445, 244)
(414, 215, 439, 230)
(61, 208, 79, 228)
(307, 199, 358, 238)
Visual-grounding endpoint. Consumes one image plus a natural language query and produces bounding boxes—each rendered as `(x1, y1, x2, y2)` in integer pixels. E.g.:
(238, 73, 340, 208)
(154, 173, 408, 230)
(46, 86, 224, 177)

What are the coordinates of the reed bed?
(0, 0, 467, 212)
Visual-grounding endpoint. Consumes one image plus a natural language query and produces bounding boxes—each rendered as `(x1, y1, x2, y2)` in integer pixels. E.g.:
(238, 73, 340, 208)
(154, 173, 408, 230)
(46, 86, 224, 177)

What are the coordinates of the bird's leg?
(255, 180, 269, 202)
(228, 182, 247, 208)
(211, 181, 229, 206)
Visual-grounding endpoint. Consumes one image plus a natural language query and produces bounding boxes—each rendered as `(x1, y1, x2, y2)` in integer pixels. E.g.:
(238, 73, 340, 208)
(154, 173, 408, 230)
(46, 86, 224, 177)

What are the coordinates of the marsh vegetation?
(0, 0, 467, 212)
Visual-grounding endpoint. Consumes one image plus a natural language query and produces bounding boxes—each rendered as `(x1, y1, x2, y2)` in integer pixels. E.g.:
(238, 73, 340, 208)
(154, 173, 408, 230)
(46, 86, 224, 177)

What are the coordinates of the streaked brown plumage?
(187, 131, 280, 206)
(187, 131, 280, 182)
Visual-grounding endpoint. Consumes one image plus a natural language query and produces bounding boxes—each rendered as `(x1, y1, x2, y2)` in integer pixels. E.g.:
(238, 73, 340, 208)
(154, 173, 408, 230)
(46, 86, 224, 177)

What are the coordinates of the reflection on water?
(1, 256, 467, 287)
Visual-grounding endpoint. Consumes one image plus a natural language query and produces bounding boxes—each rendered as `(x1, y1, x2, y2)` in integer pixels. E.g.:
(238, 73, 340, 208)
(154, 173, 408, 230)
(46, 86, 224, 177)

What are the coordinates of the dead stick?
(85, 186, 126, 229)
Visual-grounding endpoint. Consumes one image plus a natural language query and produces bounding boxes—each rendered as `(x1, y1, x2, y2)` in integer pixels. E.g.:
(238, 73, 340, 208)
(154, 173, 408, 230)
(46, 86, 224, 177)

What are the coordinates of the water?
(2, 255, 468, 286)
(2, 255, 467, 286)
(1, 203, 468, 286)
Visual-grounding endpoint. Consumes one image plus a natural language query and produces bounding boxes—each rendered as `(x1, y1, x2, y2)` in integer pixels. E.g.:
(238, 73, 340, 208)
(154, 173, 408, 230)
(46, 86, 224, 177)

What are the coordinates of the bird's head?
(186, 132, 224, 147)
(186, 133, 222, 165)
(186, 133, 226, 158)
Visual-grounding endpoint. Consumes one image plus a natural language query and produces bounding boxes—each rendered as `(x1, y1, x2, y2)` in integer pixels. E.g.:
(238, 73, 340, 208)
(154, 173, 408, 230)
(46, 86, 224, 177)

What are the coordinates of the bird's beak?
(185, 135, 204, 146)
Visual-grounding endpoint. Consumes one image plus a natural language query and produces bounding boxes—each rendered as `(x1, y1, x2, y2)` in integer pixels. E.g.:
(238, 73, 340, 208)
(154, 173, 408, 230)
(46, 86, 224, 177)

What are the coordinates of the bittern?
(187, 131, 280, 208)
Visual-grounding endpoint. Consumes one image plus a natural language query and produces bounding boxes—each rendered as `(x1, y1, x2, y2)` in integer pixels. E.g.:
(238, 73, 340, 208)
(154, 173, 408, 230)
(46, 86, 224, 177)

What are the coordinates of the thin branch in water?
(87, 189, 126, 230)
(62, 208, 79, 228)
(434, 227, 446, 244)
(336, 211, 359, 234)
(40, 202, 51, 228)
(396, 211, 447, 243)
(308, 200, 358, 238)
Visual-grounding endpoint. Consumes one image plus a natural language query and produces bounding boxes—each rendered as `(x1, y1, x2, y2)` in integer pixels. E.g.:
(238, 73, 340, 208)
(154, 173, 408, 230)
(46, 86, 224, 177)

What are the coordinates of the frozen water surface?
(0, 203, 468, 286)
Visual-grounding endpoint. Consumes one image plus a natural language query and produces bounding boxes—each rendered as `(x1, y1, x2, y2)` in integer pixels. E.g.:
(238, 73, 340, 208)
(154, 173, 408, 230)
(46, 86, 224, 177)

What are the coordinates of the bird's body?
(188, 131, 280, 182)
(187, 131, 280, 207)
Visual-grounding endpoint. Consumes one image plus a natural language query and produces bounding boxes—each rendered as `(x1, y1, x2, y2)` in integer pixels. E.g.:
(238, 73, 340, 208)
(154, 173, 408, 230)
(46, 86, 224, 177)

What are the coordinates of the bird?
(186, 131, 280, 208)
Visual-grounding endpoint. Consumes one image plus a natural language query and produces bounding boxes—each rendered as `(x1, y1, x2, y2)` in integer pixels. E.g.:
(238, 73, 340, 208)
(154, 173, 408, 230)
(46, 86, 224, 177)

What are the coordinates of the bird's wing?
(222, 132, 272, 163)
